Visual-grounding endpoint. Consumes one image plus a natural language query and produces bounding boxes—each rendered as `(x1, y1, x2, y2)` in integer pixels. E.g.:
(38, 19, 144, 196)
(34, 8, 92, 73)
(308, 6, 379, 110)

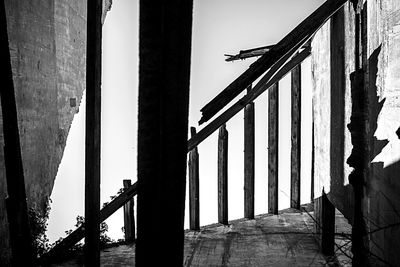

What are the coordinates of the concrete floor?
(50, 208, 351, 266)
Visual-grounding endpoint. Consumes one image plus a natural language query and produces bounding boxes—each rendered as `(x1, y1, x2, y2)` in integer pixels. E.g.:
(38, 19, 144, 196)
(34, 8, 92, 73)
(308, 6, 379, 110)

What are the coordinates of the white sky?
(47, 0, 323, 243)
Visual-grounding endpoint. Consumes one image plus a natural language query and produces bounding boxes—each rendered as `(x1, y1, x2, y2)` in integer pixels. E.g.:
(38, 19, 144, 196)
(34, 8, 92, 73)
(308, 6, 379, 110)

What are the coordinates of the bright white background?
(47, 0, 323, 243)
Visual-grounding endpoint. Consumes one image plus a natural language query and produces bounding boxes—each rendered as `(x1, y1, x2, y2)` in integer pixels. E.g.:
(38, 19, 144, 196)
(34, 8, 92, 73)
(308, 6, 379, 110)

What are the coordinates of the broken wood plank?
(0, 0, 34, 265)
(39, 182, 138, 263)
(268, 83, 279, 215)
(244, 85, 255, 219)
(85, 0, 103, 265)
(199, 0, 347, 124)
(225, 45, 274, 62)
(189, 127, 200, 230)
(218, 124, 228, 225)
(123, 180, 135, 243)
(188, 47, 311, 152)
(290, 63, 301, 209)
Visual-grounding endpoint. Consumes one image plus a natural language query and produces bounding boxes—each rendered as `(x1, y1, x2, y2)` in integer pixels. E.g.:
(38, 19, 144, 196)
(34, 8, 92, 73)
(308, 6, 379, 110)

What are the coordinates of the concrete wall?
(312, 1, 400, 265)
(0, 0, 87, 263)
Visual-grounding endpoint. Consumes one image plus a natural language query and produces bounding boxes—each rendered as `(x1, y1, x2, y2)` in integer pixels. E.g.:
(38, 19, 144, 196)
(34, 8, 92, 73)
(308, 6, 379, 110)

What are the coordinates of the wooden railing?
(41, 0, 349, 262)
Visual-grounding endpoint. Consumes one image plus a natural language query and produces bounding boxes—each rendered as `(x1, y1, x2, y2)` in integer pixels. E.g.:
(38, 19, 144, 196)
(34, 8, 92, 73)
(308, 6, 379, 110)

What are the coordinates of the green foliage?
(28, 198, 52, 258)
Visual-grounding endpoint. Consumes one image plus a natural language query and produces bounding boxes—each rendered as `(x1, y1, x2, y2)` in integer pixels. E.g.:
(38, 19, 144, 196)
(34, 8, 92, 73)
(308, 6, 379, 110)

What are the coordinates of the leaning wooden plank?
(199, 0, 347, 124)
(0, 0, 34, 265)
(39, 182, 138, 263)
(188, 47, 311, 152)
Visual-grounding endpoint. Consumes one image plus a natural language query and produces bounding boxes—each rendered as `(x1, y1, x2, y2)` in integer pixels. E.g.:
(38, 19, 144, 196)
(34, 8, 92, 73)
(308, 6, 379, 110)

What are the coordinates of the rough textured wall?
(0, 0, 87, 263)
(313, 1, 400, 265)
(312, 3, 355, 222)
(366, 0, 400, 265)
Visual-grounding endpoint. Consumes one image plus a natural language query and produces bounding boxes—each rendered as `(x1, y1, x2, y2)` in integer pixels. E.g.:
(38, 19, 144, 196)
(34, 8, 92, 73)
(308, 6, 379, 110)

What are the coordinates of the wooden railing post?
(291, 63, 301, 209)
(244, 85, 255, 219)
(268, 83, 279, 215)
(218, 124, 228, 225)
(189, 127, 200, 230)
(123, 180, 136, 242)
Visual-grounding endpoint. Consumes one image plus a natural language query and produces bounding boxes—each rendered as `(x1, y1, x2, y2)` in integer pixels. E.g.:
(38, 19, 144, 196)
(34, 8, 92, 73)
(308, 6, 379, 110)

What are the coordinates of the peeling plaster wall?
(0, 0, 87, 263)
(312, 1, 400, 265)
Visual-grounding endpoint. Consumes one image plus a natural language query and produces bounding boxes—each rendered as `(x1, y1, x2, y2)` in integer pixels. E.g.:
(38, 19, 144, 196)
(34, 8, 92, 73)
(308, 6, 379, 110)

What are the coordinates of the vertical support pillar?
(123, 180, 136, 243)
(85, 0, 102, 265)
(244, 85, 255, 219)
(189, 127, 200, 230)
(218, 124, 228, 225)
(268, 83, 279, 215)
(291, 63, 301, 209)
(136, 0, 193, 265)
(315, 191, 335, 255)
(0, 1, 34, 265)
(311, 118, 315, 203)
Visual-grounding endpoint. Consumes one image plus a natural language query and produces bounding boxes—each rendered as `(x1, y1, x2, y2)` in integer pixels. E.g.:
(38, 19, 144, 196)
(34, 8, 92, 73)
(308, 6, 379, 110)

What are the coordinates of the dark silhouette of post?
(0, 1, 34, 265)
(189, 127, 200, 230)
(244, 85, 255, 219)
(268, 83, 279, 215)
(218, 124, 228, 225)
(123, 180, 135, 242)
(291, 63, 301, 209)
(85, 0, 102, 265)
(136, 0, 194, 265)
(315, 191, 335, 255)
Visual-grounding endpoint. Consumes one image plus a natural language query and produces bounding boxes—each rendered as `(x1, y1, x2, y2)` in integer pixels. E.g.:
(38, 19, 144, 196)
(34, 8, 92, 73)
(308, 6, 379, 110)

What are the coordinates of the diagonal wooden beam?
(39, 182, 138, 264)
(199, 0, 347, 124)
(188, 46, 311, 152)
(0, 0, 34, 265)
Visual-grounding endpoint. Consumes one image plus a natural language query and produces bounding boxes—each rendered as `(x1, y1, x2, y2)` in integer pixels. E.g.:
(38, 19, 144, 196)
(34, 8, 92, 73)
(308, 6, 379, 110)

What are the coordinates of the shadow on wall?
(367, 45, 400, 266)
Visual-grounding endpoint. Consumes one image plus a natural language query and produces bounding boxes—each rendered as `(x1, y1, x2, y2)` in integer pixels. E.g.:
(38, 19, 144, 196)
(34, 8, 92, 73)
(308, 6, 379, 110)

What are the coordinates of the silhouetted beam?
(199, 0, 347, 124)
(85, 0, 103, 265)
(40, 182, 138, 263)
(0, 0, 34, 265)
(188, 47, 311, 152)
(225, 45, 274, 62)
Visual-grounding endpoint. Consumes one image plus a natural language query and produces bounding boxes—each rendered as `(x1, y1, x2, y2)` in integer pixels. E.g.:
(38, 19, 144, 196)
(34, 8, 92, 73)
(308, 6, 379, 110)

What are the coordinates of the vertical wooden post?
(290, 63, 301, 209)
(0, 1, 34, 265)
(123, 180, 136, 242)
(315, 191, 335, 255)
(85, 0, 102, 265)
(137, 0, 193, 265)
(311, 118, 315, 203)
(189, 127, 200, 230)
(218, 124, 228, 225)
(268, 83, 279, 215)
(244, 85, 255, 219)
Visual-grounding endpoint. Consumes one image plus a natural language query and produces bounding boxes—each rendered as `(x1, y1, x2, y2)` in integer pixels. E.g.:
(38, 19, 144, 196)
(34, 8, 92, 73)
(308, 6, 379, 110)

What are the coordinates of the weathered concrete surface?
(312, 1, 400, 265)
(0, 0, 111, 264)
(49, 209, 352, 266)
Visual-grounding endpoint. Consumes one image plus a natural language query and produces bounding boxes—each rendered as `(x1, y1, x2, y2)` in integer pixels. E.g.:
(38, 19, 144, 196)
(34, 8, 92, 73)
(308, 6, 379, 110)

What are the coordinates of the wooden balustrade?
(244, 85, 255, 219)
(268, 83, 279, 215)
(188, 127, 200, 230)
(218, 124, 229, 225)
(290, 62, 301, 209)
